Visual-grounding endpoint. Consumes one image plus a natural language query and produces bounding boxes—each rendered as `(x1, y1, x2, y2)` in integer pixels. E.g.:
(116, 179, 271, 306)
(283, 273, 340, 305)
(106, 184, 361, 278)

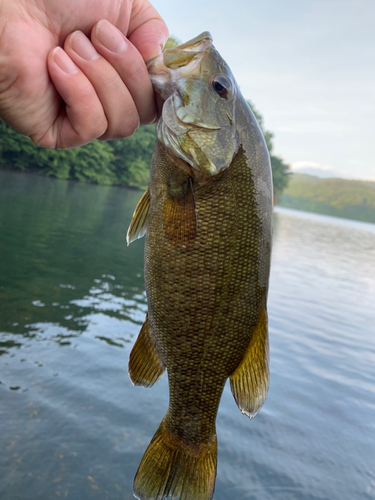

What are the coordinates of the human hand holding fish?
(0, 0, 168, 148)
(127, 32, 273, 500)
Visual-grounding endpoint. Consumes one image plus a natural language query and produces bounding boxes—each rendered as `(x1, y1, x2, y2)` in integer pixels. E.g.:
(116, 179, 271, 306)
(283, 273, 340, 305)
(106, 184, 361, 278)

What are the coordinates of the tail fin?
(133, 421, 217, 500)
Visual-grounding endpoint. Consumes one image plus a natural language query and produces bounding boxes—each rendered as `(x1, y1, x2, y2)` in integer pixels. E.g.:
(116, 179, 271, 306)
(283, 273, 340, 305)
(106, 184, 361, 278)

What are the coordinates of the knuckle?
(105, 111, 139, 141)
(85, 115, 108, 139)
(125, 60, 147, 82)
(112, 44, 148, 83)
(121, 108, 140, 137)
(31, 133, 57, 149)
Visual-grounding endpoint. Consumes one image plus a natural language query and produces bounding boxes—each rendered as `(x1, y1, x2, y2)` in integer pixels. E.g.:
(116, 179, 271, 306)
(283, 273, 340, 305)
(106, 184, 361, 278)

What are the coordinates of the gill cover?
(148, 32, 240, 176)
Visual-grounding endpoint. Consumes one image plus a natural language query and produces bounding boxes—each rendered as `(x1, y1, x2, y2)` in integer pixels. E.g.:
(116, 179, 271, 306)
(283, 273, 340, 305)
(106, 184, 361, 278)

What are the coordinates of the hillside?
(279, 173, 375, 223)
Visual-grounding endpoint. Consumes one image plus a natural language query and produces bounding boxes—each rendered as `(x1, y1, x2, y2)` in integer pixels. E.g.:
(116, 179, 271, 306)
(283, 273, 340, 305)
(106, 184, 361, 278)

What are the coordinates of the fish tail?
(133, 419, 217, 500)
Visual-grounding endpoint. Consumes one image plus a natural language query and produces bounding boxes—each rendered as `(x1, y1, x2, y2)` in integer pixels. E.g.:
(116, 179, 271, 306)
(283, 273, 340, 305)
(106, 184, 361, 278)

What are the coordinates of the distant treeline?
(0, 103, 289, 201)
(280, 173, 375, 223)
(0, 119, 155, 190)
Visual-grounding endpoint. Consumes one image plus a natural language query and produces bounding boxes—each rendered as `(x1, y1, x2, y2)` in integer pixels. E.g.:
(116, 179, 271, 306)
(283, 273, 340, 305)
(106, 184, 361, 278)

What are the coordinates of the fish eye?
(212, 75, 230, 97)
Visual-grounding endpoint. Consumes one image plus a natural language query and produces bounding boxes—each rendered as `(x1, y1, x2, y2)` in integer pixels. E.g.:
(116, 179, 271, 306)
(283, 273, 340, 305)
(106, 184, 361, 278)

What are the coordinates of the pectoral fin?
(229, 307, 270, 418)
(128, 314, 165, 387)
(127, 187, 150, 245)
(164, 177, 197, 246)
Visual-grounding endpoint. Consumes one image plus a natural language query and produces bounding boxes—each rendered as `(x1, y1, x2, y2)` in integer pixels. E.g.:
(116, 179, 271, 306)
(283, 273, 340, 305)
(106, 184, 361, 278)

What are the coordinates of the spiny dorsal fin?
(229, 306, 270, 418)
(127, 187, 150, 246)
(128, 314, 165, 387)
(163, 177, 197, 247)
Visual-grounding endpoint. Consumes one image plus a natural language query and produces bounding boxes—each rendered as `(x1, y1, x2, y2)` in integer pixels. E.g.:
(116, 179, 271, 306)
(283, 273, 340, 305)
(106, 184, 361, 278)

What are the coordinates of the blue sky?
(153, 0, 375, 181)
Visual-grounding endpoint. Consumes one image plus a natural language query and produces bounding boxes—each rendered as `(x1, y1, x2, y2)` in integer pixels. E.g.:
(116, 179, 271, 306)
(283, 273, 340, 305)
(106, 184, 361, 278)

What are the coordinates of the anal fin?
(127, 187, 150, 245)
(229, 307, 270, 418)
(129, 314, 165, 387)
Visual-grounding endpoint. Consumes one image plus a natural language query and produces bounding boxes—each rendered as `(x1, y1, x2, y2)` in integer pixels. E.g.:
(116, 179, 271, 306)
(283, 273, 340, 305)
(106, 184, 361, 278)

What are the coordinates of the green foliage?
(0, 119, 155, 189)
(0, 119, 116, 183)
(280, 174, 375, 223)
(247, 101, 274, 153)
(270, 155, 290, 204)
(71, 141, 116, 185)
(247, 101, 290, 203)
(110, 125, 156, 189)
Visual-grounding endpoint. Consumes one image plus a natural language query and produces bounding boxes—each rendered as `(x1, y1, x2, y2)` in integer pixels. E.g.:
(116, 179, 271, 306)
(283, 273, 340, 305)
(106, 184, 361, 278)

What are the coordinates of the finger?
(65, 30, 140, 140)
(46, 47, 108, 149)
(91, 20, 157, 126)
(128, 0, 169, 62)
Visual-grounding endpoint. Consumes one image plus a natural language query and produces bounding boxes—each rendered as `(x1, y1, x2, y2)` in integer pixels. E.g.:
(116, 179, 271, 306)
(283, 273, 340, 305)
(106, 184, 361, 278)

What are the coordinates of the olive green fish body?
(127, 32, 272, 500)
(146, 140, 270, 437)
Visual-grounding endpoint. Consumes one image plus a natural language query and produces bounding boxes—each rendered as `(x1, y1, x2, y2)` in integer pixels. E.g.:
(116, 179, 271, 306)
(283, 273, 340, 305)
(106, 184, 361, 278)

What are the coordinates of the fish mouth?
(173, 31, 213, 51)
(146, 32, 213, 69)
(147, 32, 213, 97)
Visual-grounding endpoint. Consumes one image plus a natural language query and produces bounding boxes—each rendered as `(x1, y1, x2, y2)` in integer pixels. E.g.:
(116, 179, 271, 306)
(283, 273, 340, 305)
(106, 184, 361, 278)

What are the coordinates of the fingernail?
(69, 31, 99, 61)
(96, 20, 127, 53)
(52, 47, 78, 74)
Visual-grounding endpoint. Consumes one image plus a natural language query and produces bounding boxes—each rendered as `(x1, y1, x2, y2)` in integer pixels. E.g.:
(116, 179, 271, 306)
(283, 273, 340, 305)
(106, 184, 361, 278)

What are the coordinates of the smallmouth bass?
(127, 32, 273, 500)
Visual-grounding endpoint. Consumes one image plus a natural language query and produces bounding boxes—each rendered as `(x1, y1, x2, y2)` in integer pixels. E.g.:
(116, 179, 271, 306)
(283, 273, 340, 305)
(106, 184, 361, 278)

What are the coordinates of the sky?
(153, 0, 375, 181)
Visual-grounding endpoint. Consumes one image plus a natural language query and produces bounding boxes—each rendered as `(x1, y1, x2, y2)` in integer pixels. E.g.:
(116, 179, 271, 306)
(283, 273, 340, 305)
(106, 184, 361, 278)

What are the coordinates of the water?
(0, 170, 374, 500)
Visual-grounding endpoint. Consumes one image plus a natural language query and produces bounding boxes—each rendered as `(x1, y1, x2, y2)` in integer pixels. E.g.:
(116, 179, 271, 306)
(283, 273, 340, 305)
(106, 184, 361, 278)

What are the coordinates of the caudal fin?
(133, 420, 217, 500)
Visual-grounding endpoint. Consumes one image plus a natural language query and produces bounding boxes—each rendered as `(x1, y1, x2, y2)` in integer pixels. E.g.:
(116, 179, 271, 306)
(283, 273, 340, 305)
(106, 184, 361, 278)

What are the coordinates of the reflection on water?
(1, 171, 374, 500)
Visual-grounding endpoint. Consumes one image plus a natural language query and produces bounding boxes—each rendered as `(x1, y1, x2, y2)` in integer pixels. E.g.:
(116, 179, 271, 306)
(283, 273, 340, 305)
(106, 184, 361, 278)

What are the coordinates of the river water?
(0, 170, 374, 500)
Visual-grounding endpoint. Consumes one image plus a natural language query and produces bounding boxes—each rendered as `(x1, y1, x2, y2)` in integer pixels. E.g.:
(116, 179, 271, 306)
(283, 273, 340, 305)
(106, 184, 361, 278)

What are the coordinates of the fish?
(126, 32, 273, 500)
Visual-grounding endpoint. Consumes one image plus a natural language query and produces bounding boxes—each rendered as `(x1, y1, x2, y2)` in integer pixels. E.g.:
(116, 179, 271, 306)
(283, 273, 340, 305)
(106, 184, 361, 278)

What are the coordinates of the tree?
(247, 101, 290, 204)
(0, 119, 115, 183)
(110, 125, 156, 189)
(0, 119, 151, 189)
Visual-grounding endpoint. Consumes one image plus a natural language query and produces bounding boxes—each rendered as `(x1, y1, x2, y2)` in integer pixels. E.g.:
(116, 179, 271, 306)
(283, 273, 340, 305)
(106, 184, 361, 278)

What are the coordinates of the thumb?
(127, 0, 169, 61)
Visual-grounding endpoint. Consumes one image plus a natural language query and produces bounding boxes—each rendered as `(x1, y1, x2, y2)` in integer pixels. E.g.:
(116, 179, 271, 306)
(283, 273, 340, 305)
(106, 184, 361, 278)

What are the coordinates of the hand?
(0, 0, 168, 148)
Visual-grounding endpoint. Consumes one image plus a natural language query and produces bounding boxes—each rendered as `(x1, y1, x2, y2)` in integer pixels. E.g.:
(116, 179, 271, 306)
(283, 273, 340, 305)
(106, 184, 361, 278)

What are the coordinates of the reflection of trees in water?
(0, 171, 147, 354)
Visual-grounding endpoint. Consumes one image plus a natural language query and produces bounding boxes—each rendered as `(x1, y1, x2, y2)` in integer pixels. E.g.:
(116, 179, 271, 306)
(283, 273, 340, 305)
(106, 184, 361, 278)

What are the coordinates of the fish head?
(148, 32, 239, 177)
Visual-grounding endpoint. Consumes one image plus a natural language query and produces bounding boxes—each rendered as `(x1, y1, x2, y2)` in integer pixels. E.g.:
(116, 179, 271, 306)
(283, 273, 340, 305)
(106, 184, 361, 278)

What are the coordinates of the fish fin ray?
(128, 314, 165, 387)
(127, 187, 150, 245)
(229, 307, 270, 418)
(134, 420, 217, 500)
(164, 177, 197, 246)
